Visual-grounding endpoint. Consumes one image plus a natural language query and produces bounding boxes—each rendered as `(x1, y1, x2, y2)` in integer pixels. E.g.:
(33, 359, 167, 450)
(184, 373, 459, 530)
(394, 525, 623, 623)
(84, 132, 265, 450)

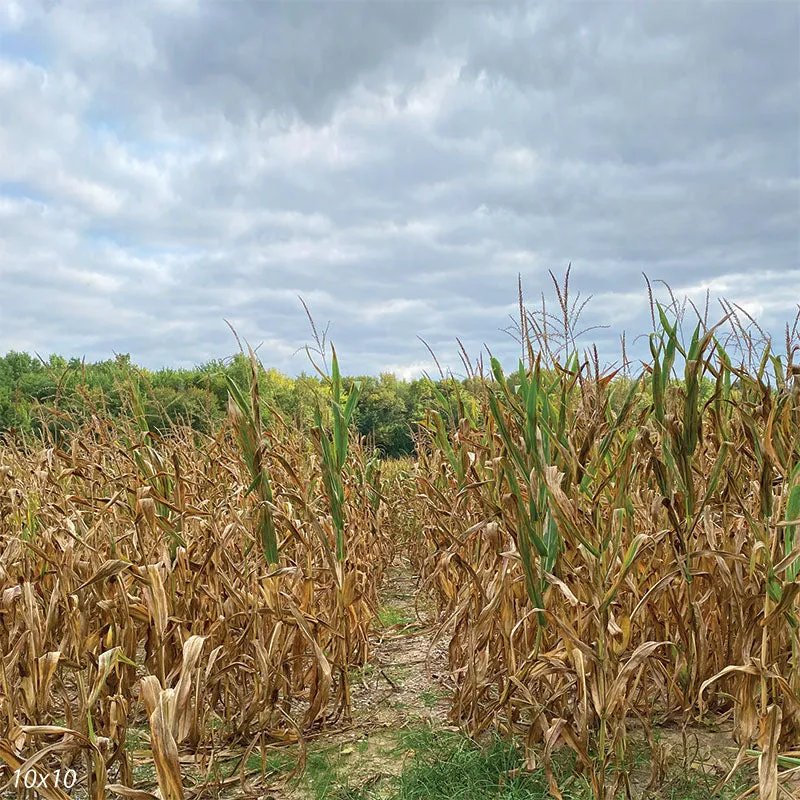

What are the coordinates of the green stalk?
(226, 350, 279, 564)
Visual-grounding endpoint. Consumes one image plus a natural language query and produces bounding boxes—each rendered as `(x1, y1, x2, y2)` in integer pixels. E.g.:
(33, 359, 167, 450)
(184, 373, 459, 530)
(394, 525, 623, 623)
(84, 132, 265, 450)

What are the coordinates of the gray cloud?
(0, 0, 797, 376)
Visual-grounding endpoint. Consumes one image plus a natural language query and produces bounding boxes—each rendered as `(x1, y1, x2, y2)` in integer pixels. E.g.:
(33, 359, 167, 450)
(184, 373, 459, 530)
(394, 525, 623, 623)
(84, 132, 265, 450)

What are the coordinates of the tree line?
(0, 349, 723, 459)
(0, 350, 486, 458)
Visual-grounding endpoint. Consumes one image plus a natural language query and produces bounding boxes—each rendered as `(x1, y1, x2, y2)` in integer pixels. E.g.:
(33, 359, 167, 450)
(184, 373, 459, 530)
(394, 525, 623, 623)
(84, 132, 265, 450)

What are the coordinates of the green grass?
(304, 746, 364, 800)
(117, 714, 757, 800)
(387, 728, 571, 799)
(654, 771, 753, 800)
(419, 690, 441, 708)
(244, 749, 296, 778)
(388, 729, 756, 800)
(131, 761, 157, 786)
(125, 724, 149, 751)
(291, 726, 758, 800)
(378, 605, 413, 627)
(350, 662, 376, 686)
(385, 664, 410, 685)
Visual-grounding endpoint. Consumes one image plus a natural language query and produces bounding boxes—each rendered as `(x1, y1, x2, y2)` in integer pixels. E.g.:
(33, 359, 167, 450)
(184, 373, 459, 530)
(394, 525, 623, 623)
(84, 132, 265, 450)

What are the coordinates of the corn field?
(409, 291, 800, 799)
(0, 349, 392, 799)
(1, 292, 799, 799)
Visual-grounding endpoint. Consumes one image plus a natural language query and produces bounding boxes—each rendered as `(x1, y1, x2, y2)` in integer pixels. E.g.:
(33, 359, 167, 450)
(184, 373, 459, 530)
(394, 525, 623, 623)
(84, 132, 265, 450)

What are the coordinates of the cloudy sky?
(0, 1, 798, 377)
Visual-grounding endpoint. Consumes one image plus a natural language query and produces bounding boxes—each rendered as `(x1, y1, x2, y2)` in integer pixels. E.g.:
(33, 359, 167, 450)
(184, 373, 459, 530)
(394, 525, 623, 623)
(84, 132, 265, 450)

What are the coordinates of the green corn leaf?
(330, 344, 342, 405)
(756, 344, 771, 382)
(491, 357, 505, 385)
(601, 533, 650, 612)
(784, 484, 800, 582)
(343, 380, 361, 425)
(259, 506, 278, 563)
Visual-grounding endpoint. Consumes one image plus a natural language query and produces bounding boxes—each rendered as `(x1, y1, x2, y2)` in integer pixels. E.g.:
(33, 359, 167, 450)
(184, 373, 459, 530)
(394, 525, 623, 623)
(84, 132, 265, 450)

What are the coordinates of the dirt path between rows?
(352, 552, 450, 729)
(279, 551, 452, 798)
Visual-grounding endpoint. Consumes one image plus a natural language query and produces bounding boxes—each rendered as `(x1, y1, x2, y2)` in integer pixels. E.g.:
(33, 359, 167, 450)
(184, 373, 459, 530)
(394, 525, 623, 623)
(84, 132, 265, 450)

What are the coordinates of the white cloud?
(358, 298, 430, 324)
(381, 360, 437, 381)
(0, 1, 797, 373)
